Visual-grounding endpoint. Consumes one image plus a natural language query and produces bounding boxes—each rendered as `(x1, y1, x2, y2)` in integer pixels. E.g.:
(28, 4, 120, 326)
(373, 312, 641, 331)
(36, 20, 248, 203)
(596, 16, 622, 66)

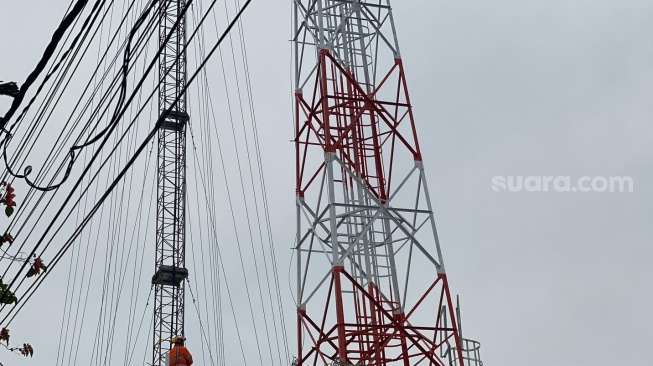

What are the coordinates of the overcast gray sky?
(1, 1, 652, 366)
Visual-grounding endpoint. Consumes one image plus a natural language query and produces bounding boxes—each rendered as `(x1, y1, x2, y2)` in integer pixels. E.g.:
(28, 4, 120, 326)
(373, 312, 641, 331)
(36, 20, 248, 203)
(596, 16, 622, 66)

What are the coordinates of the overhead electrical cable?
(3, 0, 206, 230)
(0, 1, 159, 275)
(4, 0, 154, 191)
(0, 0, 114, 251)
(1, 0, 159, 192)
(10, 0, 108, 128)
(0, 0, 178, 284)
(0, 0, 94, 129)
(0, 0, 254, 326)
(1, 0, 227, 289)
(1, 0, 287, 364)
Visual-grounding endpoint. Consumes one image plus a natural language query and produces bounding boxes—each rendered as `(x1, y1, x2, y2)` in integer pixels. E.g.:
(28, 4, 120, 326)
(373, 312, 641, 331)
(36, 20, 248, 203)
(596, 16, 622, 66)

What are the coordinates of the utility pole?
(151, 0, 189, 365)
(293, 1, 469, 365)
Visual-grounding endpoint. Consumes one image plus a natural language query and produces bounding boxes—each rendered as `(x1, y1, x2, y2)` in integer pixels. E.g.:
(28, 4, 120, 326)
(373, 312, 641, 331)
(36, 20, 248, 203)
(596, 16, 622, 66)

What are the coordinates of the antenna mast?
(293, 1, 469, 365)
(151, 0, 189, 365)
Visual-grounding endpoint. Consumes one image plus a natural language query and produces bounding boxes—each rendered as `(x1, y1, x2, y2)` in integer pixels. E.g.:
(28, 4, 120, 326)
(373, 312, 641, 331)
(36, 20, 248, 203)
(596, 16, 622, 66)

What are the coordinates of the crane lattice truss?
(152, 0, 189, 365)
(293, 1, 466, 365)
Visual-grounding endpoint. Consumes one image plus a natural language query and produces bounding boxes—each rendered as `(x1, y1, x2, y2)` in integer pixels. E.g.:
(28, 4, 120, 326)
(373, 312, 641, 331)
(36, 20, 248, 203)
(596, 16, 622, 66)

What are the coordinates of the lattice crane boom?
(151, 0, 189, 365)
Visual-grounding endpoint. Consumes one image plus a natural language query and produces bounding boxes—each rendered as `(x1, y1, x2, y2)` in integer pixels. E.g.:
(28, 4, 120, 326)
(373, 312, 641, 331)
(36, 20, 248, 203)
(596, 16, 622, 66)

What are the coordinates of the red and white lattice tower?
(293, 2, 468, 366)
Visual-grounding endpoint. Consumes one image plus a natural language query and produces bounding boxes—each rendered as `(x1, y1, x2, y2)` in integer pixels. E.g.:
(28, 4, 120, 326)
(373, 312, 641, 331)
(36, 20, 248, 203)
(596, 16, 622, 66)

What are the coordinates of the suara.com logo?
(491, 176, 633, 193)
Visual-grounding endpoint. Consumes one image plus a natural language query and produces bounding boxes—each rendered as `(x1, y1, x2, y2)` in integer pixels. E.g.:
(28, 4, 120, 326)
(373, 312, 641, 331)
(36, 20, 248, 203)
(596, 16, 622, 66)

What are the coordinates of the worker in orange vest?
(168, 336, 193, 366)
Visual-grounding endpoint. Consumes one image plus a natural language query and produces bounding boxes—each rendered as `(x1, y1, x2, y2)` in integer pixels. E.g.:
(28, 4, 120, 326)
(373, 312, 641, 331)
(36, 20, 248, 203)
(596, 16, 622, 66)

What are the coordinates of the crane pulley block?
(158, 110, 189, 131)
(151, 265, 188, 287)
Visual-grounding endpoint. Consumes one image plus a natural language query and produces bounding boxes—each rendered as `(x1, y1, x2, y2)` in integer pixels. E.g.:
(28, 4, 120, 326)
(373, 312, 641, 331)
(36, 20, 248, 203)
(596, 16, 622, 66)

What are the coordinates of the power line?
(0, 0, 94, 129)
(0, 0, 254, 327)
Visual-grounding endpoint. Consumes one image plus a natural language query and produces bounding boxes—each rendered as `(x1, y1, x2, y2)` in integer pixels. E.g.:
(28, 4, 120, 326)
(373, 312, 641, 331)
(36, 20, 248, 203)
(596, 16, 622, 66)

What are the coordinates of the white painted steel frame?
(293, 1, 468, 365)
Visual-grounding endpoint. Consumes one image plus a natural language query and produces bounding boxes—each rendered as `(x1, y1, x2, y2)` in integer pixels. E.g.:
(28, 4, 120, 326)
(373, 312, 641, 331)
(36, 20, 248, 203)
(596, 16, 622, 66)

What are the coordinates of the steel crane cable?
(186, 143, 249, 366)
(185, 277, 217, 366)
(55, 114, 114, 366)
(57, 79, 126, 366)
(187, 7, 226, 365)
(71, 139, 122, 366)
(185, 3, 260, 363)
(55, 150, 107, 366)
(198, 3, 277, 364)
(0, 0, 158, 265)
(124, 287, 154, 366)
(54, 139, 104, 366)
(73, 138, 155, 366)
(217, 37, 268, 366)
(187, 69, 224, 363)
(187, 117, 251, 366)
(119, 115, 156, 366)
(231, 0, 290, 359)
(96, 47, 158, 363)
(0, 0, 254, 328)
(90, 62, 152, 366)
(217, 1, 278, 363)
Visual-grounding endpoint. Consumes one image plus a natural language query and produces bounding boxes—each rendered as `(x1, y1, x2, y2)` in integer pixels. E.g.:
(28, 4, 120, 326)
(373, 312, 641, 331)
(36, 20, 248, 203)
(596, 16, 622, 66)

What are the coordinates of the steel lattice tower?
(151, 0, 189, 365)
(293, 2, 468, 366)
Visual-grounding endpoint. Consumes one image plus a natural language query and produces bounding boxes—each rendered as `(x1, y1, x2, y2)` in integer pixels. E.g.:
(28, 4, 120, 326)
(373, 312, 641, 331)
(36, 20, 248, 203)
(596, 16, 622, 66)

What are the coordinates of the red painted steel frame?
(296, 269, 463, 366)
(295, 49, 465, 366)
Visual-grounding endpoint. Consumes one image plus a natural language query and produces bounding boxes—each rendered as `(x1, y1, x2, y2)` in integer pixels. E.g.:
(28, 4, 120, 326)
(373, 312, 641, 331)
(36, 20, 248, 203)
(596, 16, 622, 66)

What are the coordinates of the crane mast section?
(152, 0, 189, 365)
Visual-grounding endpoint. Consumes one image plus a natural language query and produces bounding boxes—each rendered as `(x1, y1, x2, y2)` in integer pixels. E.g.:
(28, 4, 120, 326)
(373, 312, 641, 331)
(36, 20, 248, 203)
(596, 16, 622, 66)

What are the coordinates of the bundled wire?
(0, 1, 293, 366)
(0, 0, 92, 129)
(1, 0, 159, 192)
(0, 0, 254, 327)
